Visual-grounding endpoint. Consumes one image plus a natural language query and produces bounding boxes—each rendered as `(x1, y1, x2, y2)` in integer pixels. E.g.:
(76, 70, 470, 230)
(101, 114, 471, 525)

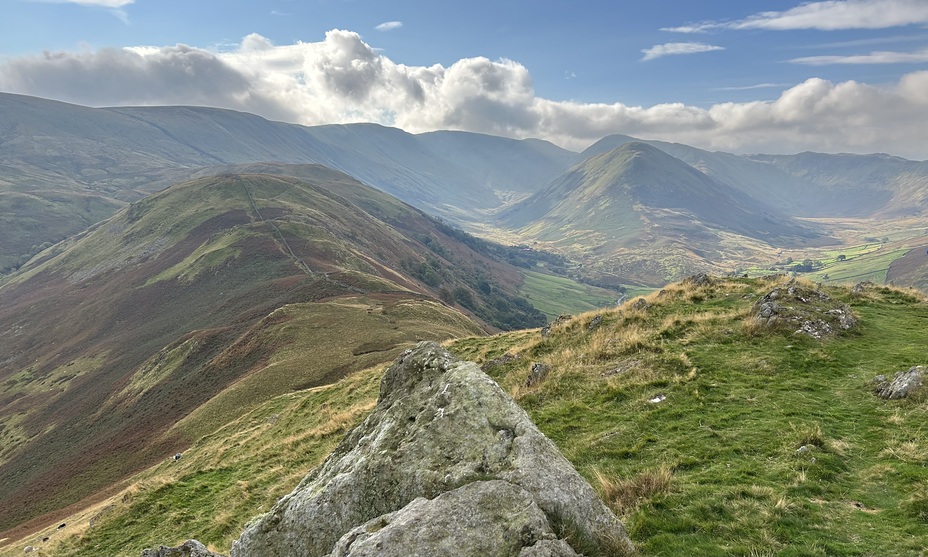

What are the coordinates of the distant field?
(519, 269, 652, 319)
(810, 245, 912, 285)
(745, 245, 910, 285)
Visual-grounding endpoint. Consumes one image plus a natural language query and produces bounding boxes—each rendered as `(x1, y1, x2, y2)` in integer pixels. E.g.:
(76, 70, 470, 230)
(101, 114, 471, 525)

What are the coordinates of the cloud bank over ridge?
(2, 29, 927, 159)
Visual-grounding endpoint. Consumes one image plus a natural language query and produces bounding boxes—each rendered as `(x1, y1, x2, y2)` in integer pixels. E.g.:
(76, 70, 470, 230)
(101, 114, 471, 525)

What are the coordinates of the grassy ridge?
(7, 276, 927, 557)
(451, 277, 928, 556)
(0, 169, 546, 537)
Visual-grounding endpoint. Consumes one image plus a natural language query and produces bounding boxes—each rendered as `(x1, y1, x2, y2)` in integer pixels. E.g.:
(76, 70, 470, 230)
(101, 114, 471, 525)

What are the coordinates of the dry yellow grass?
(593, 466, 673, 516)
(880, 440, 928, 463)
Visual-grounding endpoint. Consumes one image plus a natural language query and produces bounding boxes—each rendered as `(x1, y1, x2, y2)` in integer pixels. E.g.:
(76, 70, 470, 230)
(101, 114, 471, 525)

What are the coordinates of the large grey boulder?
(232, 342, 631, 557)
(327, 480, 575, 557)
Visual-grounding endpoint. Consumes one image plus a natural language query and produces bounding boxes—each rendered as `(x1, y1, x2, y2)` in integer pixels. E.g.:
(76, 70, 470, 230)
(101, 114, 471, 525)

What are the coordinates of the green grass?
(169, 296, 483, 443)
(7, 277, 928, 557)
(451, 277, 928, 556)
(519, 270, 626, 319)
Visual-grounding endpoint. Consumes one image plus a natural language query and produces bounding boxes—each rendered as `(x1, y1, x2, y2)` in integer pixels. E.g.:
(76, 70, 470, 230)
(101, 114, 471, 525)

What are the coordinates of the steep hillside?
(0, 167, 550, 537)
(0, 93, 577, 270)
(9, 276, 927, 557)
(416, 130, 581, 199)
(500, 142, 829, 285)
(747, 151, 928, 218)
(887, 245, 928, 290)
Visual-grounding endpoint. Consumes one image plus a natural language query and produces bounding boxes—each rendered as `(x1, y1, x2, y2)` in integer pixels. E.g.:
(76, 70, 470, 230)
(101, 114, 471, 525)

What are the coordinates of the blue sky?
(2, 0, 928, 158)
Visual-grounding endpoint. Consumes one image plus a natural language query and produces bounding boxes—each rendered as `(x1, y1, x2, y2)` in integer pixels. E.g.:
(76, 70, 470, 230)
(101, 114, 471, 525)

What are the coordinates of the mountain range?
(4, 92, 928, 286)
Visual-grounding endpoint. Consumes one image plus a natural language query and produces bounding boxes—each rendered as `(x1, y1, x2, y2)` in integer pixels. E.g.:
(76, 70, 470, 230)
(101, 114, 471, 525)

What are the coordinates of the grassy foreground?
(5, 276, 927, 557)
(452, 276, 928, 557)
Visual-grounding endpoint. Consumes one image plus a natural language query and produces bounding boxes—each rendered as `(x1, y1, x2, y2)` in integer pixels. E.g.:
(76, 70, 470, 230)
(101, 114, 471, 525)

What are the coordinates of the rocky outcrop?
(750, 283, 857, 338)
(541, 315, 573, 339)
(232, 342, 632, 557)
(874, 366, 924, 399)
(141, 540, 226, 557)
(684, 273, 712, 287)
(525, 362, 551, 387)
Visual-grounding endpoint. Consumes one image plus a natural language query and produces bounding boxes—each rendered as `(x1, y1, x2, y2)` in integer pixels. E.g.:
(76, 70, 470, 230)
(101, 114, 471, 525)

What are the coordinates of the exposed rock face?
(141, 540, 226, 557)
(875, 366, 924, 399)
(750, 283, 857, 338)
(232, 342, 631, 557)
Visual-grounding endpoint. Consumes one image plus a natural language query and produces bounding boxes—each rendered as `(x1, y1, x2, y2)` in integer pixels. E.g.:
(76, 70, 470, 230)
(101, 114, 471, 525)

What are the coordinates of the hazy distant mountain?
(0, 93, 578, 270)
(745, 151, 928, 218)
(586, 134, 928, 219)
(500, 142, 831, 284)
(0, 166, 549, 535)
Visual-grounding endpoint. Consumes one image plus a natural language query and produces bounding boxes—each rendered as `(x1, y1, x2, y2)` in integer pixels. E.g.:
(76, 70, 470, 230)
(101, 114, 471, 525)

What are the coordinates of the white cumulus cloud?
(664, 0, 928, 33)
(641, 42, 725, 61)
(2, 30, 928, 159)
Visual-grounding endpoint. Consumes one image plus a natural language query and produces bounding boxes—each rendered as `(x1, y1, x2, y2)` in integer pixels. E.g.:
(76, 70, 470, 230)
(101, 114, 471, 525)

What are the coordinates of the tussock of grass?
(790, 421, 826, 450)
(594, 466, 673, 515)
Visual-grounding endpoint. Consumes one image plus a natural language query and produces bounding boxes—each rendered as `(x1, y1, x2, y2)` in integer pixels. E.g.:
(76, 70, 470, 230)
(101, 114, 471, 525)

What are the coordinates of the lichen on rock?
(231, 341, 632, 557)
(141, 540, 225, 557)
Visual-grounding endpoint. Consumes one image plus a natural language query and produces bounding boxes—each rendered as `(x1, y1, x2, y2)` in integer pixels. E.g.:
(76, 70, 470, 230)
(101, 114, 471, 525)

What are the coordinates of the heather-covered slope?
(0, 167, 547, 537)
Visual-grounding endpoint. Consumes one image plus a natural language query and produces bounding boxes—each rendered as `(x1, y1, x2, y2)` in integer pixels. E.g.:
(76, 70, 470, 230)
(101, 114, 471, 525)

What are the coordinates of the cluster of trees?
(791, 259, 821, 273)
(402, 245, 546, 331)
(1, 241, 58, 274)
(769, 256, 825, 274)
(431, 219, 570, 275)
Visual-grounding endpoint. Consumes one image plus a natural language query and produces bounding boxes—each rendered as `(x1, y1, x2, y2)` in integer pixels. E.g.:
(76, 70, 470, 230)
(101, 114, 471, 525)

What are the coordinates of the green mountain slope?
(500, 142, 830, 285)
(0, 166, 550, 537)
(8, 276, 927, 557)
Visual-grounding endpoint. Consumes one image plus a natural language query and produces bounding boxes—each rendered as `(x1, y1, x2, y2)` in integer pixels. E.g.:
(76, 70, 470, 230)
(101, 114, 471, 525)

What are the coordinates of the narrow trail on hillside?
(239, 179, 382, 297)
(241, 178, 314, 277)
